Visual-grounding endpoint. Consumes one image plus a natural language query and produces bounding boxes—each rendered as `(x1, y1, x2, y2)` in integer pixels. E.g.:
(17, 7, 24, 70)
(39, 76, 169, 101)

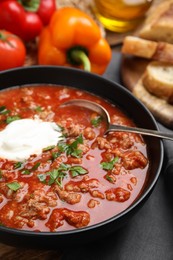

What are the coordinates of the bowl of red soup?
(0, 66, 163, 247)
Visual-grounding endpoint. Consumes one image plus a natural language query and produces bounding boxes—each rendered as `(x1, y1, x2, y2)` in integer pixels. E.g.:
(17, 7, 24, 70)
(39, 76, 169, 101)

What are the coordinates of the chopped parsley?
(37, 173, 47, 183)
(31, 162, 41, 171)
(0, 106, 10, 115)
(34, 106, 44, 112)
(100, 157, 119, 171)
(70, 166, 88, 178)
(91, 115, 103, 127)
(6, 116, 21, 124)
(43, 145, 56, 152)
(37, 163, 88, 187)
(58, 134, 83, 158)
(52, 151, 61, 160)
(21, 162, 41, 175)
(14, 162, 23, 169)
(37, 163, 70, 187)
(6, 182, 21, 191)
(21, 169, 31, 175)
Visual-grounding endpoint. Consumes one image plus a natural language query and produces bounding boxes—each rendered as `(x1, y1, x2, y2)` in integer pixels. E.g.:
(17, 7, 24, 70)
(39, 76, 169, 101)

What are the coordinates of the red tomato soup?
(0, 85, 149, 232)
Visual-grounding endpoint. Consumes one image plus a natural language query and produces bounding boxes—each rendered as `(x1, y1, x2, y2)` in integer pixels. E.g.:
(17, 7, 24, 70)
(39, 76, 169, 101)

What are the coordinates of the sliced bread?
(142, 61, 173, 103)
(133, 75, 173, 128)
(121, 36, 157, 59)
(139, 0, 173, 44)
(121, 36, 173, 64)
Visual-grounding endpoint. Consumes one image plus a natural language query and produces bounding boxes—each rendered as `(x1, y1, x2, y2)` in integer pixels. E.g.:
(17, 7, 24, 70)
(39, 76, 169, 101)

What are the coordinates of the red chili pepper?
(0, 0, 56, 42)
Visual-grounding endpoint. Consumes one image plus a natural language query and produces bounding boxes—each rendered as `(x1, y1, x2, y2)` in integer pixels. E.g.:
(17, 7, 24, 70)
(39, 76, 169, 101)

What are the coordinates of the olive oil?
(93, 0, 153, 32)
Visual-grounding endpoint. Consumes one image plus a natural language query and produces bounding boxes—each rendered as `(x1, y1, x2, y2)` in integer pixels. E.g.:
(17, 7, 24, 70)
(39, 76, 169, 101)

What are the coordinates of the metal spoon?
(60, 99, 173, 141)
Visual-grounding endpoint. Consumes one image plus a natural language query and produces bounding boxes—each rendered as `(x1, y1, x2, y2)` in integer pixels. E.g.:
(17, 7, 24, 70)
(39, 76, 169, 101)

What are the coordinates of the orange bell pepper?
(38, 7, 112, 75)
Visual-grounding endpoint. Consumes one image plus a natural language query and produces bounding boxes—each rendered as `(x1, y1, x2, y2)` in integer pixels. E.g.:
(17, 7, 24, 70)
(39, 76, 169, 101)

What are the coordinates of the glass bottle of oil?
(93, 0, 153, 32)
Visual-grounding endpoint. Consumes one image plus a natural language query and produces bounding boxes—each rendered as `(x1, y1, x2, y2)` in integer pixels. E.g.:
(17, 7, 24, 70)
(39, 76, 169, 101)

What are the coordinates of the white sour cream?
(0, 119, 62, 161)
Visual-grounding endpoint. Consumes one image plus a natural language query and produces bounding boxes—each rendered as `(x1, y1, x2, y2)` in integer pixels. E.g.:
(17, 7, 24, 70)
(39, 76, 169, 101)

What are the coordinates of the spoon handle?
(108, 124, 173, 141)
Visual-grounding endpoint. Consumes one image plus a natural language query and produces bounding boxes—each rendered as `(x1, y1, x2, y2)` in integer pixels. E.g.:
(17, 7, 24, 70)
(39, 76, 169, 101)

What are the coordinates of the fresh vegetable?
(37, 0, 57, 26)
(0, 30, 26, 71)
(38, 7, 112, 75)
(0, 0, 56, 42)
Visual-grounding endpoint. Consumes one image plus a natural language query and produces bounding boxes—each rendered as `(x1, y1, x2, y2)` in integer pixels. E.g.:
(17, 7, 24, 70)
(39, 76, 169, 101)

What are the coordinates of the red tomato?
(37, 0, 57, 26)
(0, 30, 26, 71)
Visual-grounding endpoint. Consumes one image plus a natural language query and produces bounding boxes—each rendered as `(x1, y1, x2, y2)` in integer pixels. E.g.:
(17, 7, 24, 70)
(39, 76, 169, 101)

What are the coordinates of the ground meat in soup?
(0, 85, 149, 232)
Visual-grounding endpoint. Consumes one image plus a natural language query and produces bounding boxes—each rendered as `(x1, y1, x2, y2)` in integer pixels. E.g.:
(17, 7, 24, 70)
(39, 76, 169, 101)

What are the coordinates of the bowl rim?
(0, 65, 164, 237)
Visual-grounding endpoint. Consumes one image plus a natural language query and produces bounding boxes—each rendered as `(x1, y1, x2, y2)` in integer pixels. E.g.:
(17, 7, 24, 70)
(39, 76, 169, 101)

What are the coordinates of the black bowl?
(0, 66, 164, 248)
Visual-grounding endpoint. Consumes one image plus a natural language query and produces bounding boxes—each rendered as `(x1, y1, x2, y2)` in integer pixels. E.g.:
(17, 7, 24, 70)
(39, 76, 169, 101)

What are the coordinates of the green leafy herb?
(6, 116, 21, 124)
(37, 163, 70, 187)
(37, 161, 88, 187)
(58, 134, 83, 158)
(100, 157, 119, 171)
(48, 169, 65, 186)
(34, 106, 44, 112)
(31, 162, 41, 171)
(52, 151, 61, 160)
(70, 166, 88, 178)
(21, 169, 31, 175)
(43, 145, 55, 152)
(91, 115, 103, 127)
(21, 162, 41, 175)
(37, 173, 47, 183)
(14, 162, 23, 169)
(6, 182, 21, 191)
(0, 170, 2, 179)
(0, 106, 10, 115)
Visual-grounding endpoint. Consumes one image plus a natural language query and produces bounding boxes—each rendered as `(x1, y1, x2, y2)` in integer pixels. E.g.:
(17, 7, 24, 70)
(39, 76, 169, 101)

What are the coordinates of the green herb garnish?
(0, 106, 10, 115)
(58, 134, 83, 158)
(21, 162, 40, 175)
(21, 169, 31, 175)
(70, 166, 88, 178)
(43, 145, 55, 152)
(91, 115, 103, 127)
(38, 163, 70, 187)
(34, 106, 44, 112)
(37, 162, 87, 187)
(100, 157, 119, 171)
(6, 182, 21, 191)
(48, 169, 67, 186)
(52, 151, 61, 160)
(31, 162, 41, 171)
(14, 162, 23, 169)
(6, 116, 21, 124)
(37, 173, 47, 183)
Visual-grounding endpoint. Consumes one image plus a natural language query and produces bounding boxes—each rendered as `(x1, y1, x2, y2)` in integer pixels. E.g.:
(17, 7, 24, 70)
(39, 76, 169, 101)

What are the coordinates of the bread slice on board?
(139, 0, 173, 44)
(121, 36, 173, 64)
(142, 61, 173, 103)
(133, 75, 173, 128)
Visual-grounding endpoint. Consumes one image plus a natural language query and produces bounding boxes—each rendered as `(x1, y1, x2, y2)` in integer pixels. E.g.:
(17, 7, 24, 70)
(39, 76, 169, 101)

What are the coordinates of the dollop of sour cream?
(0, 119, 62, 161)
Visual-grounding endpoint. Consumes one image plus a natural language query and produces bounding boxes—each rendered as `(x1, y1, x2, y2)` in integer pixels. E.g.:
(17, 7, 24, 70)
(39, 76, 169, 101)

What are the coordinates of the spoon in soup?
(60, 99, 173, 141)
